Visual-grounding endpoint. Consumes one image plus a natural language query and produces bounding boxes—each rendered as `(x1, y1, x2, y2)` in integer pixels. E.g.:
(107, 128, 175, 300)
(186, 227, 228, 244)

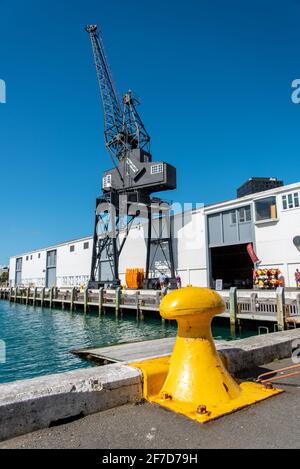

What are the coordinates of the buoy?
(130, 287, 282, 423)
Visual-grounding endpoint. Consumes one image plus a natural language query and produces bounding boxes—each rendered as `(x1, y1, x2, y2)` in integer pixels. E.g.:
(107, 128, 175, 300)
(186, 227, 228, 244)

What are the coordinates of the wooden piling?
(49, 287, 53, 309)
(98, 287, 104, 315)
(229, 287, 238, 336)
(33, 287, 37, 307)
(250, 292, 258, 314)
(115, 287, 121, 317)
(296, 293, 300, 318)
(84, 287, 88, 314)
(41, 287, 45, 307)
(70, 287, 76, 311)
(135, 291, 140, 320)
(276, 286, 286, 331)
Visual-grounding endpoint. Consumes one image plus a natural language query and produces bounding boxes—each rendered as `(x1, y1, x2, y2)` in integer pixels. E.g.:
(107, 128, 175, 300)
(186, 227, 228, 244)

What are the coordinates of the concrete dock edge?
(0, 328, 300, 442)
(218, 328, 300, 374)
(0, 364, 142, 442)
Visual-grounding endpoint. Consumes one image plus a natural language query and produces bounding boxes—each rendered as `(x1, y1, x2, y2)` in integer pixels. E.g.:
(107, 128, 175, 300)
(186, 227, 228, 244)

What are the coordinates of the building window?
(230, 211, 237, 225)
(282, 192, 299, 210)
(70, 245, 75, 252)
(282, 195, 287, 210)
(26, 256, 29, 261)
(230, 206, 251, 224)
(150, 163, 163, 175)
(238, 206, 251, 223)
(38, 253, 41, 259)
(30, 255, 33, 260)
(102, 174, 112, 189)
(255, 196, 277, 221)
(83, 242, 89, 250)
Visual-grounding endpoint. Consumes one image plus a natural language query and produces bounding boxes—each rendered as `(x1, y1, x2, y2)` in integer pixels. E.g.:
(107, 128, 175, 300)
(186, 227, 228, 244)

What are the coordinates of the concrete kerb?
(217, 328, 300, 374)
(0, 364, 142, 442)
(0, 328, 300, 442)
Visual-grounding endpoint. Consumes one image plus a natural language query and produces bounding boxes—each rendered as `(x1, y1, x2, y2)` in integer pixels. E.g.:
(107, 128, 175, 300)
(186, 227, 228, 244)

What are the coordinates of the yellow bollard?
(130, 287, 282, 423)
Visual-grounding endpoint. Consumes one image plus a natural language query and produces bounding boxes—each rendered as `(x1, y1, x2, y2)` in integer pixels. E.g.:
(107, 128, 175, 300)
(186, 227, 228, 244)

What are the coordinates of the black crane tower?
(85, 25, 177, 289)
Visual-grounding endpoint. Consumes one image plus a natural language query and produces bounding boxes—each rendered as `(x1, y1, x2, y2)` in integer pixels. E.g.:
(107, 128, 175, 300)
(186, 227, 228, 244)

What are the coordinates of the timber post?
(276, 286, 286, 331)
(229, 287, 238, 336)
(41, 287, 45, 307)
(296, 293, 300, 317)
(33, 287, 37, 307)
(49, 287, 53, 309)
(70, 287, 76, 311)
(83, 287, 88, 314)
(115, 287, 121, 317)
(98, 287, 104, 315)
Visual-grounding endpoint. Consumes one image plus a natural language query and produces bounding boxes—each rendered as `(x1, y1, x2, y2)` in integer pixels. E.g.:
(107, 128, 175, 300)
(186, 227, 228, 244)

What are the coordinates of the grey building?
(237, 177, 283, 198)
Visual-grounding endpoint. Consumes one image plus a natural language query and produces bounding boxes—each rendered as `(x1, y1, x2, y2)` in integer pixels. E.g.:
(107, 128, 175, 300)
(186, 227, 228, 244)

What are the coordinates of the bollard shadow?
(234, 360, 300, 388)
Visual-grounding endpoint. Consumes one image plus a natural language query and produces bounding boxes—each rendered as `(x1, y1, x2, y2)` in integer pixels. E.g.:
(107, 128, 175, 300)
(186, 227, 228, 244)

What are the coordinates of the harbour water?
(0, 301, 255, 384)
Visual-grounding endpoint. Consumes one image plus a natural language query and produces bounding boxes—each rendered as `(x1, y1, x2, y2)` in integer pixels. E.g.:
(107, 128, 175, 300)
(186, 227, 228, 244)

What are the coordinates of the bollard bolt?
(196, 405, 210, 415)
(263, 382, 274, 390)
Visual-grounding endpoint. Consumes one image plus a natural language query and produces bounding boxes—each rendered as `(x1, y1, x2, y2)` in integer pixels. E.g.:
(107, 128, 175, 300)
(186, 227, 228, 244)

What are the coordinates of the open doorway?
(210, 243, 253, 289)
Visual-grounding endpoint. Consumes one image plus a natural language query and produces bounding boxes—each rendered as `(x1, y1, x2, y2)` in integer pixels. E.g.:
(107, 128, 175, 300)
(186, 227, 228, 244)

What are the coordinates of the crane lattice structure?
(85, 25, 177, 288)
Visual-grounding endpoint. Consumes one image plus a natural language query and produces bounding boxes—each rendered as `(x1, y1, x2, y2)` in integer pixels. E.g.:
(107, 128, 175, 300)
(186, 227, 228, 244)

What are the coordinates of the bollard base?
(130, 356, 283, 424)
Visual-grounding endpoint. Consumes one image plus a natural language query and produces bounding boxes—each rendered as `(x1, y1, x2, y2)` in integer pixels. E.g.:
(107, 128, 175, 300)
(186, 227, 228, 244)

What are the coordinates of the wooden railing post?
(70, 287, 76, 311)
(296, 293, 300, 317)
(276, 286, 286, 331)
(135, 291, 140, 321)
(98, 287, 104, 316)
(115, 287, 121, 317)
(84, 287, 88, 314)
(250, 292, 258, 314)
(41, 287, 45, 307)
(229, 287, 238, 336)
(33, 287, 37, 307)
(49, 287, 53, 309)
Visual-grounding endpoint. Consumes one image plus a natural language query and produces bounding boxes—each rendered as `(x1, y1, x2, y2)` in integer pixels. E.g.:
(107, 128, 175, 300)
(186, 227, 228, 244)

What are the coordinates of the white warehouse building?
(9, 180, 300, 289)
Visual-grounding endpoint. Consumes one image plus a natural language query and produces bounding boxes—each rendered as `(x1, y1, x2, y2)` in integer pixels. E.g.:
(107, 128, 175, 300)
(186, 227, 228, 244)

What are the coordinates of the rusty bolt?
(197, 405, 208, 415)
(263, 381, 273, 390)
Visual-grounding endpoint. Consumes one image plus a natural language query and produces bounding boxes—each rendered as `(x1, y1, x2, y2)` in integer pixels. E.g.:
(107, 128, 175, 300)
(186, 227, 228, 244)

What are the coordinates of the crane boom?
(85, 25, 150, 161)
(85, 25, 123, 161)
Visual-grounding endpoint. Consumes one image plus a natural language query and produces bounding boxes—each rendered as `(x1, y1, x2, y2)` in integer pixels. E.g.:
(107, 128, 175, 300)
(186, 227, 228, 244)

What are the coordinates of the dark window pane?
(231, 211, 236, 224)
(282, 195, 287, 210)
(255, 197, 277, 221)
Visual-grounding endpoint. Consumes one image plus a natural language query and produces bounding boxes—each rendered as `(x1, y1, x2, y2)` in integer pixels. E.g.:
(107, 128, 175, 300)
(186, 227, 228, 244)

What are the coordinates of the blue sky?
(0, 0, 300, 265)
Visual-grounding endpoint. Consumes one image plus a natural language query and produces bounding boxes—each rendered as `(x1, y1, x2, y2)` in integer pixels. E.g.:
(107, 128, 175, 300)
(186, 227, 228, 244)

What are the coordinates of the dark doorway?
(210, 243, 253, 289)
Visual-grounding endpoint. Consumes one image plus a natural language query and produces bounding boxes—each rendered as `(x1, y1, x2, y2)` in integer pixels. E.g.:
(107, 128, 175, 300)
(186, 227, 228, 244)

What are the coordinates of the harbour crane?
(85, 25, 177, 289)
